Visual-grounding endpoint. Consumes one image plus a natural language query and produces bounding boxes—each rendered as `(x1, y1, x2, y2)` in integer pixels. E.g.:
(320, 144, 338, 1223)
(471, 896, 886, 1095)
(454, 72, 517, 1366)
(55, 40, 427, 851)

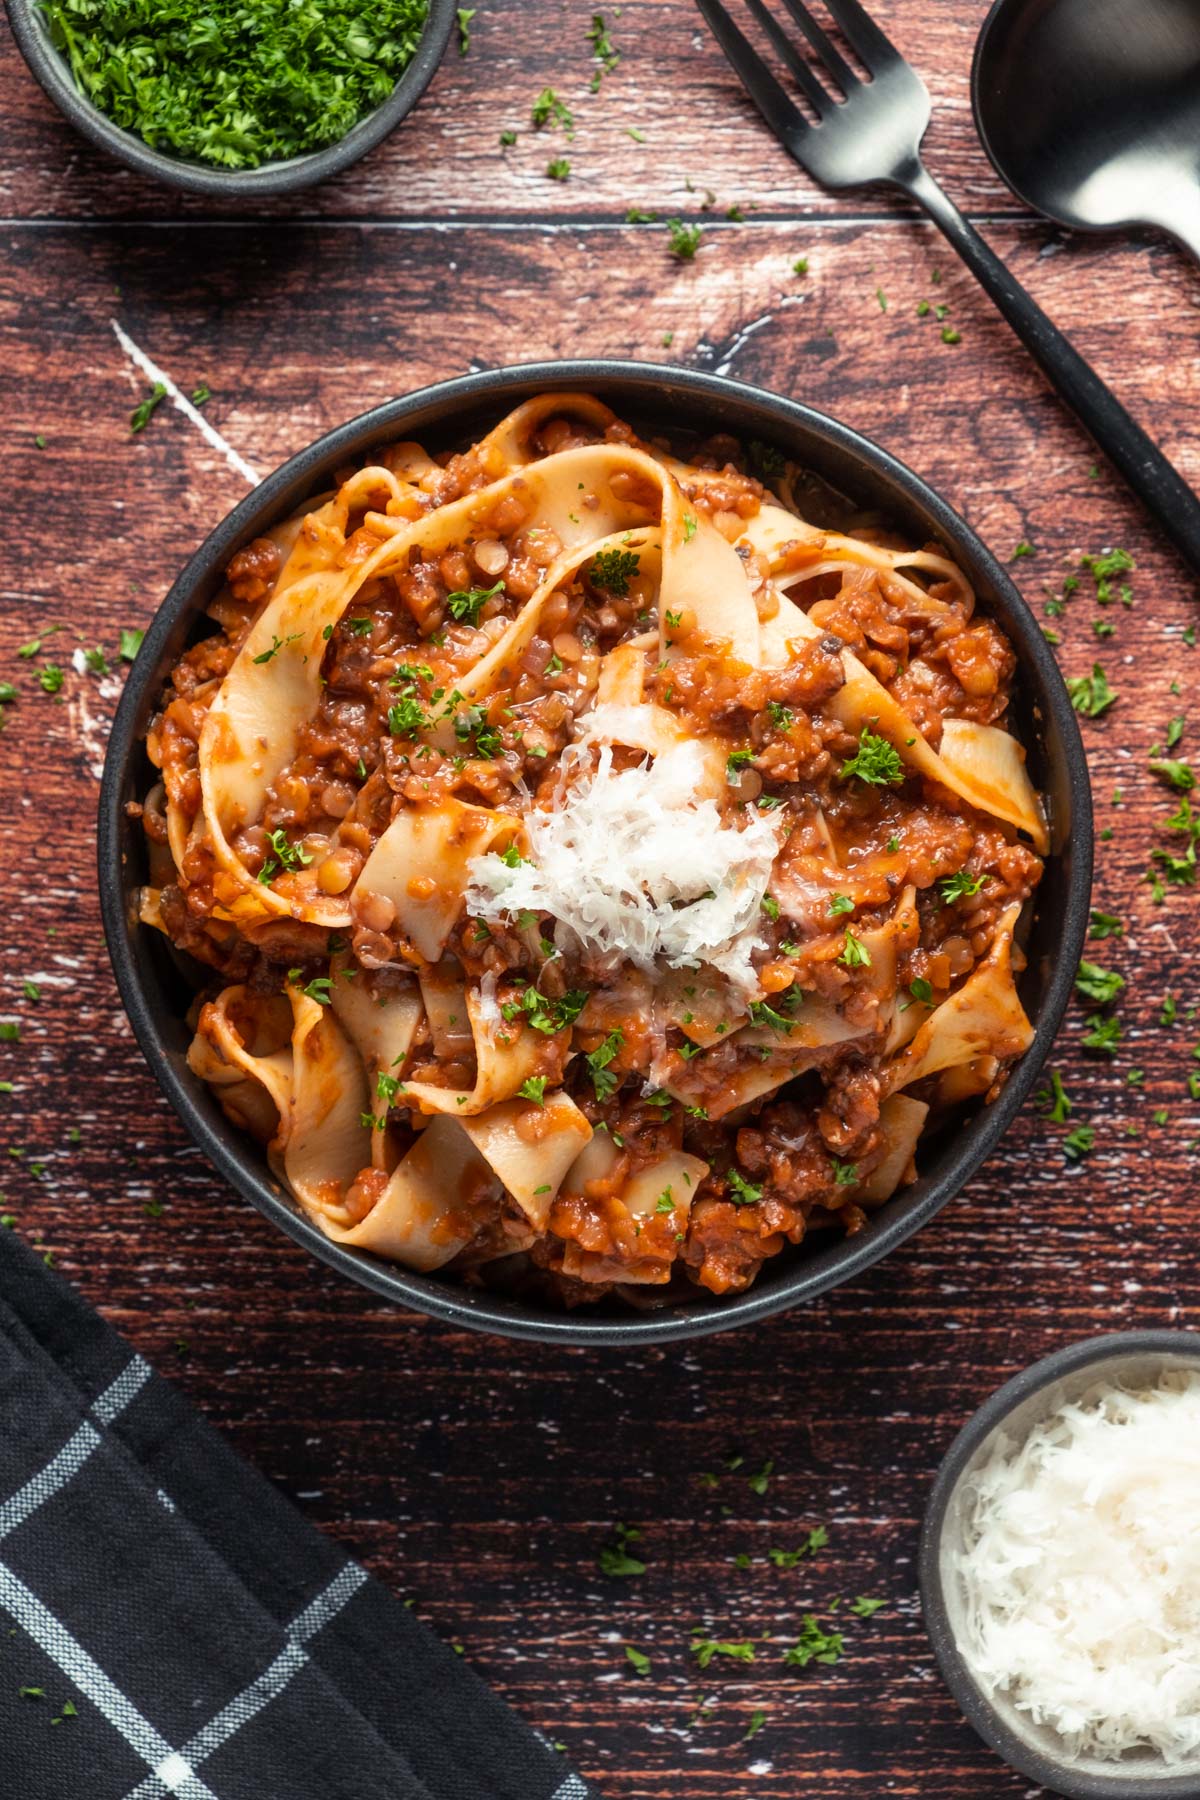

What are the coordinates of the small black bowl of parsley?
(7, 0, 457, 195)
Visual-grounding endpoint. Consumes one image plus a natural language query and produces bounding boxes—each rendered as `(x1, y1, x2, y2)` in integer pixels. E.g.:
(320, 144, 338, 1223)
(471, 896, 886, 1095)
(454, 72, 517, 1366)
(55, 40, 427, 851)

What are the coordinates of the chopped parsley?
(252, 631, 302, 665)
(830, 1158, 857, 1186)
(726, 748, 755, 783)
(744, 1709, 766, 1740)
(531, 87, 574, 135)
(841, 727, 903, 787)
(749, 993, 800, 1032)
(590, 547, 640, 596)
(518, 1076, 548, 1106)
(286, 969, 332, 1005)
(585, 1029, 624, 1101)
(624, 1645, 650, 1676)
(768, 1526, 827, 1567)
(939, 869, 988, 905)
(1010, 541, 1035, 560)
(727, 1168, 763, 1205)
(691, 1636, 754, 1669)
(1150, 756, 1195, 792)
(1080, 546, 1135, 605)
(667, 218, 702, 260)
(503, 984, 588, 1036)
(1063, 1125, 1096, 1160)
(654, 1188, 675, 1215)
(1081, 1015, 1121, 1055)
(387, 693, 429, 737)
(1035, 1069, 1072, 1123)
(39, 666, 64, 695)
(747, 1459, 773, 1496)
(827, 893, 854, 917)
(446, 579, 504, 626)
(45, 0, 432, 169)
(839, 931, 870, 969)
(1075, 961, 1125, 1005)
(588, 11, 620, 86)
(1088, 909, 1123, 939)
(1067, 663, 1117, 718)
(546, 157, 571, 181)
(598, 1523, 645, 1578)
(258, 829, 312, 884)
(849, 1596, 886, 1618)
(456, 6, 474, 53)
(129, 382, 166, 433)
(782, 1616, 843, 1667)
(119, 627, 144, 660)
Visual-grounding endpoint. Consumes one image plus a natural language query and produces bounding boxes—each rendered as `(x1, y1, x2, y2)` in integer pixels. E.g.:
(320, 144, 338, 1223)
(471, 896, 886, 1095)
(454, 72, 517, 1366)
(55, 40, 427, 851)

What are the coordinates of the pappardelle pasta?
(139, 393, 1046, 1304)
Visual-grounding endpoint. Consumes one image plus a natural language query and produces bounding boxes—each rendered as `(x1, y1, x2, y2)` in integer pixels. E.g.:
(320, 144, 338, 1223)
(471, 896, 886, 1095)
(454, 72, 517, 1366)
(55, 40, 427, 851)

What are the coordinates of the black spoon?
(969, 0, 1200, 568)
(973, 0, 1200, 263)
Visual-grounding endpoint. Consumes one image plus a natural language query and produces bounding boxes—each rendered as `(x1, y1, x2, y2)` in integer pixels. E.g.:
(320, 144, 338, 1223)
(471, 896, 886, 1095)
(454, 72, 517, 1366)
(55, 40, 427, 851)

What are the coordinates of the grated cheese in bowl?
(952, 1367, 1200, 1767)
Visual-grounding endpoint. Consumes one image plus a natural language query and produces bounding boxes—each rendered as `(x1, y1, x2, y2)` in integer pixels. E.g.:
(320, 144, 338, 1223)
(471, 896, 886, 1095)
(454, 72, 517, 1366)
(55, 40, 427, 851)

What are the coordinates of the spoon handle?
(903, 161, 1200, 573)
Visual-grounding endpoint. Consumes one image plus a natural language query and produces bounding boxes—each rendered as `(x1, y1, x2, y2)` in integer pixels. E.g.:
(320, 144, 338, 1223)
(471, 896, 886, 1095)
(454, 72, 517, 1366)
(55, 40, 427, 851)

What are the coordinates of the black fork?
(697, 0, 1200, 572)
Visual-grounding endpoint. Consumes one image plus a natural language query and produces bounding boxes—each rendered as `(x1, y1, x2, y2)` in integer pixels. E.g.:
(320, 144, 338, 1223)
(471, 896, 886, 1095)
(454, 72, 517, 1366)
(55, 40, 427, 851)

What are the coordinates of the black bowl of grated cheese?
(5, 0, 457, 197)
(921, 1330, 1200, 1798)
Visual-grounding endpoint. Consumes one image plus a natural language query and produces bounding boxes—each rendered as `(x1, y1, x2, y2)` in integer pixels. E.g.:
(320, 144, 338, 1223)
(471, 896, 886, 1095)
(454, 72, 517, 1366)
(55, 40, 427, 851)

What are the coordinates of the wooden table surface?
(2, 2, 1198, 1794)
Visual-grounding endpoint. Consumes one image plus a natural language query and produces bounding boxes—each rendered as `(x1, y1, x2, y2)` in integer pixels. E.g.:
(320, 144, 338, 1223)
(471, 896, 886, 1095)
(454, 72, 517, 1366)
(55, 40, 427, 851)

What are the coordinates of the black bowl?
(919, 1332, 1200, 1797)
(5, 0, 456, 198)
(97, 360, 1093, 1344)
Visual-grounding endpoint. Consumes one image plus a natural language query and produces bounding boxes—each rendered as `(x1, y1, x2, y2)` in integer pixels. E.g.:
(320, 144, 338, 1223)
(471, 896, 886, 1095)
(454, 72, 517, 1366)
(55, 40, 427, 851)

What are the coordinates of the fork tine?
(743, 0, 839, 113)
(818, 0, 901, 69)
(695, 0, 808, 141)
(775, 0, 858, 91)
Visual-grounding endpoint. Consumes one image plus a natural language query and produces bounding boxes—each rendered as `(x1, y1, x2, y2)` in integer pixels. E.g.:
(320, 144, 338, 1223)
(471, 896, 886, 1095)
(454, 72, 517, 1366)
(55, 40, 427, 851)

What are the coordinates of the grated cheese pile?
(465, 739, 781, 994)
(953, 1369, 1200, 1764)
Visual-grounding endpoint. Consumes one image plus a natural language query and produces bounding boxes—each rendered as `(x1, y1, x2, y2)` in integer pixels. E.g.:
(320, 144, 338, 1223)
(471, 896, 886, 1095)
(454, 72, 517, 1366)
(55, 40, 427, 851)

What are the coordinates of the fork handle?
(902, 161, 1200, 572)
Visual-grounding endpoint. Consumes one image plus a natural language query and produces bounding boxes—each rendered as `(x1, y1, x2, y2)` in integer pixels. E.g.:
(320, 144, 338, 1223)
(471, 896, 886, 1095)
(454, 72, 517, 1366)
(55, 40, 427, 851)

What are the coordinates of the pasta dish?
(139, 393, 1047, 1305)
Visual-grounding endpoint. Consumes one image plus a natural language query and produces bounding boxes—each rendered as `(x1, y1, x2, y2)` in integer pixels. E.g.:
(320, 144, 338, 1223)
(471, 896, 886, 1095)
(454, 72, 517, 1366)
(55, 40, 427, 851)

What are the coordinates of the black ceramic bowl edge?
(97, 359, 1094, 1345)
(919, 1330, 1200, 1799)
(5, 0, 457, 198)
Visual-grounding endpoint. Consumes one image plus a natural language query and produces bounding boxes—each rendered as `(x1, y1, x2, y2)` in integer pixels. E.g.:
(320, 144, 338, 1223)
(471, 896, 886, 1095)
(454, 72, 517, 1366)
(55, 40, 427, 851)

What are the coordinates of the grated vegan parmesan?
(953, 1368, 1200, 1764)
(465, 738, 781, 995)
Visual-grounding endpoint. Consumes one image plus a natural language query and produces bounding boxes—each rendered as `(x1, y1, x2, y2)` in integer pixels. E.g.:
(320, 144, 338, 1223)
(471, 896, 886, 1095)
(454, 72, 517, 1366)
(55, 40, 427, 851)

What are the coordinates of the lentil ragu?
(138, 393, 1046, 1306)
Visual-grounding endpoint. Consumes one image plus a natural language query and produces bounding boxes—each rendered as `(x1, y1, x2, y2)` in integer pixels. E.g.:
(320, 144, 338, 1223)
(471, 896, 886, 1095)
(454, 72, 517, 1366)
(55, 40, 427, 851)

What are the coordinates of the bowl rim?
(97, 356, 1094, 1345)
(918, 1330, 1200, 1798)
(5, 0, 457, 197)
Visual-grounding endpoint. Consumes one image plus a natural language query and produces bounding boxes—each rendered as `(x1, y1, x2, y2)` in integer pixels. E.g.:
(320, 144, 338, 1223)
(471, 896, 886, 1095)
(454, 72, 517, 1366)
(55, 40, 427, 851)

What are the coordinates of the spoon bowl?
(973, 0, 1200, 261)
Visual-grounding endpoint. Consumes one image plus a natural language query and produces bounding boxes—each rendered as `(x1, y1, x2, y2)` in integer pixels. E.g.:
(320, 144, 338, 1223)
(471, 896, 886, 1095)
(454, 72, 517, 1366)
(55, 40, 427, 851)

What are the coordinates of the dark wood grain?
(2, 3, 1200, 1795)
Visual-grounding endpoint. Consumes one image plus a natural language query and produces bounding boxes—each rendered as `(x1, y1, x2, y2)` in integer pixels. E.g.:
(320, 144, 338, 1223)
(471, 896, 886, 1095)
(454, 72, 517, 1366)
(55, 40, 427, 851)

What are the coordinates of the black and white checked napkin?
(0, 1227, 594, 1800)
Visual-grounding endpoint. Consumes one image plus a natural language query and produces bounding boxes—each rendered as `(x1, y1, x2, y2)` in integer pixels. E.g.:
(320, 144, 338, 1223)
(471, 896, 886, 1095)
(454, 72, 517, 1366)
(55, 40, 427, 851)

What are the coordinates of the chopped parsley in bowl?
(10, 0, 456, 195)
